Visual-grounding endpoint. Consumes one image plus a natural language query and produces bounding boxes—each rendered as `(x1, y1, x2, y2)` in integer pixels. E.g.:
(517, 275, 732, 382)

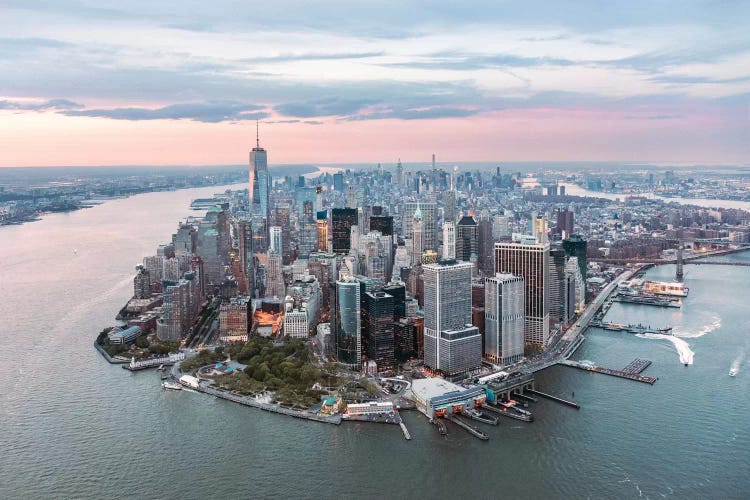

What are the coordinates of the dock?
(513, 393, 537, 403)
(444, 414, 489, 440)
(399, 421, 411, 440)
(123, 353, 185, 371)
(434, 419, 448, 436)
(481, 402, 533, 422)
(526, 389, 580, 409)
(463, 409, 499, 426)
(621, 358, 652, 374)
(559, 359, 657, 384)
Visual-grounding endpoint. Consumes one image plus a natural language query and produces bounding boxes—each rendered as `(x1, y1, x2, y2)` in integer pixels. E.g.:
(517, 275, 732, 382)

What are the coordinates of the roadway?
(524, 265, 643, 373)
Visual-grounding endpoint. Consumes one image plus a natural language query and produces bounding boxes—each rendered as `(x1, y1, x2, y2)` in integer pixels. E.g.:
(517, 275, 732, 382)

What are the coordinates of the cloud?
(347, 106, 481, 121)
(275, 98, 381, 118)
(0, 37, 72, 50)
(623, 114, 682, 120)
(61, 101, 268, 123)
(0, 98, 84, 110)
(649, 74, 750, 85)
(386, 52, 575, 71)
(264, 119, 324, 125)
(242, 51, 385, 63)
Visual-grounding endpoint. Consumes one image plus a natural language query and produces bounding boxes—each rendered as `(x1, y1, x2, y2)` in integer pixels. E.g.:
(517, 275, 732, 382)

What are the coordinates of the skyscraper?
(273, 203, 292, 265)
(442, 222, 456, 260)
(335, 275, 361, 368)
(331, 208, 357, 254)
(478, 212, 494, 274)
(548, 247, 567, 327)
(369, 215, 394, 236)
(363, 291, 395, 371)
(403, 202, 437, 252)
(249, 123, 270, 221)
(265, 253, 285, 298)
(423, 260, 482, 376)
(333, 172, 344, 192)
(484, 273, 525, 366)
(411, 206, 424, 266)
(494, 236, 550, 346)
(556, 208, 574, 237)
(238, 219, 254, 298)
(562, 234, 588, 283)
(269, 226, 283, 255)
(456, 214, 478, 262)
(133, 265, 151, 299)
(316, 211, 329, 252)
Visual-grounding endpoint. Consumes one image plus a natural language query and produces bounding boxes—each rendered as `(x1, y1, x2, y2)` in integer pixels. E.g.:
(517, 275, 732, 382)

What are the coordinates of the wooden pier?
(559, 359, 657, 384)
(622, 358, 652, 374)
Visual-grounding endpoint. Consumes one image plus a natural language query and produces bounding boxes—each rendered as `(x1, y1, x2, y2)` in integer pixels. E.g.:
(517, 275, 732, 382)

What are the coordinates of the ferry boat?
(642, 280, 689, 297)
(729, 367, 739, 377)
(618, 279, 689, 297)
(162, 381, 183, 391)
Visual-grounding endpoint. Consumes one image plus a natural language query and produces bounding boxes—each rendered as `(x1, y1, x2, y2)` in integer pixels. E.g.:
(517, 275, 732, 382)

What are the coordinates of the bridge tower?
(676, 243, 684, 281)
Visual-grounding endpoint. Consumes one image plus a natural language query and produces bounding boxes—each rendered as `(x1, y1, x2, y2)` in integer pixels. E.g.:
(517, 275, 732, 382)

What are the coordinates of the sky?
(0, 1, 749, 167)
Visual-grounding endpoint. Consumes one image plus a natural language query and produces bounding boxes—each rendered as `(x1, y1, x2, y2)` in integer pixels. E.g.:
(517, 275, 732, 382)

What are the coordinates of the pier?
(481, 402, 533, 422)
(463, 409, 499, 426)
(513, 393, 537, 403)
(124, 353, 185, 371)
(444, 414, 489, 440)
(399, 421, 412, 440)
(526, 389, 580, 409)
(559, 359, 657, 384)
(621, 358, 652, 374)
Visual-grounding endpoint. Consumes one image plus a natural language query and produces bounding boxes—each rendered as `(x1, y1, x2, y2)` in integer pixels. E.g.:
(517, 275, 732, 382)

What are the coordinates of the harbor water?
(1, 185, 749, 499)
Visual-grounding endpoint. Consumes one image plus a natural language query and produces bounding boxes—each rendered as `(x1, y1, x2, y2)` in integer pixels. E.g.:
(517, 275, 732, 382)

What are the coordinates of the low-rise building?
(410, 377, 486, 419)
(346, 401, 394, 416)
(107, 325, 142, 345)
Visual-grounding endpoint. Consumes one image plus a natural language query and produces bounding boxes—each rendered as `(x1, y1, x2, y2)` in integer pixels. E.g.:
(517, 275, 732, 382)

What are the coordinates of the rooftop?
(411, 377, 465, 401)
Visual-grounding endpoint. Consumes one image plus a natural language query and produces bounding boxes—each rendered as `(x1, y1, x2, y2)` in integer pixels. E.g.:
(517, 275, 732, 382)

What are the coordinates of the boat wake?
(637, 333, 695, 365)
(729, 352, 744, 377)
(672, 314, 721, 339)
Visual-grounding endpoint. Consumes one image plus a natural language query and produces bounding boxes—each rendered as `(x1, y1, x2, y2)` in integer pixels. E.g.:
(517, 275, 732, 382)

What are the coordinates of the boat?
(729, 368, 738, 377)
(162, 381, 182, 390)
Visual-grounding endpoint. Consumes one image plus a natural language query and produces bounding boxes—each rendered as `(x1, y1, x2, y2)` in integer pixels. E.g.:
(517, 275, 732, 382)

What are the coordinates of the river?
(562, 182, 750, 211)
(1, 185, 748, 499)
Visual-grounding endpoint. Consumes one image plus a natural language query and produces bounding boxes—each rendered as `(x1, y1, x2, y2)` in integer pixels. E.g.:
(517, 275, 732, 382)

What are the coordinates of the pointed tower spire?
(256, 119, 260, 148)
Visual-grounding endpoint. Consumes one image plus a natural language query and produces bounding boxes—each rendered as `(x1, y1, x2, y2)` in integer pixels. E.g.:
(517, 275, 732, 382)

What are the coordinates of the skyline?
(1, 1, 749, 167)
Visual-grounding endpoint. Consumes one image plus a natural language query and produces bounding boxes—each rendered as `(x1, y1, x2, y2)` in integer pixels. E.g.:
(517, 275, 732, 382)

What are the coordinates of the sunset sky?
(1, 1, 749, 167)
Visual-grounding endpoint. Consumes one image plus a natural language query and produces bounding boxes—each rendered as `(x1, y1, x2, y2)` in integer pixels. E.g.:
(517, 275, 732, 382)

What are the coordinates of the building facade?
(494, 238, 550, 346)
(484, 273, 525, 366)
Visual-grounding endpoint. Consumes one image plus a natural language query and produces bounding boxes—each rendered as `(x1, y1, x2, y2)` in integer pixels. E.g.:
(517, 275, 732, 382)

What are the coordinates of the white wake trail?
(637, 333, 695, 365)
(672, 314, 721, 339)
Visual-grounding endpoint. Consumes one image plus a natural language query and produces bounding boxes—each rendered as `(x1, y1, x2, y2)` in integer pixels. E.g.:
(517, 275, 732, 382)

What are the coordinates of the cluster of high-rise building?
(120, 135, 599, 378)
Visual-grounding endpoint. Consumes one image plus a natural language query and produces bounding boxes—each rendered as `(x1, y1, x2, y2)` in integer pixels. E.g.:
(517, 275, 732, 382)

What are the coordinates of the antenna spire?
(255, 120, 260, 148)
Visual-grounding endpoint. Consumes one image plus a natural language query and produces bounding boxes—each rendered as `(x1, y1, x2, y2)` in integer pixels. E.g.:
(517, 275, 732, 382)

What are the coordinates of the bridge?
(590, 246, 750, 266)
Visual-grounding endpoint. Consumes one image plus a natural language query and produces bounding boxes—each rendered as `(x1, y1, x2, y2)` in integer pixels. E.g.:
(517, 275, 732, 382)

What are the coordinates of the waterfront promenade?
(192, 382, 343, 425)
